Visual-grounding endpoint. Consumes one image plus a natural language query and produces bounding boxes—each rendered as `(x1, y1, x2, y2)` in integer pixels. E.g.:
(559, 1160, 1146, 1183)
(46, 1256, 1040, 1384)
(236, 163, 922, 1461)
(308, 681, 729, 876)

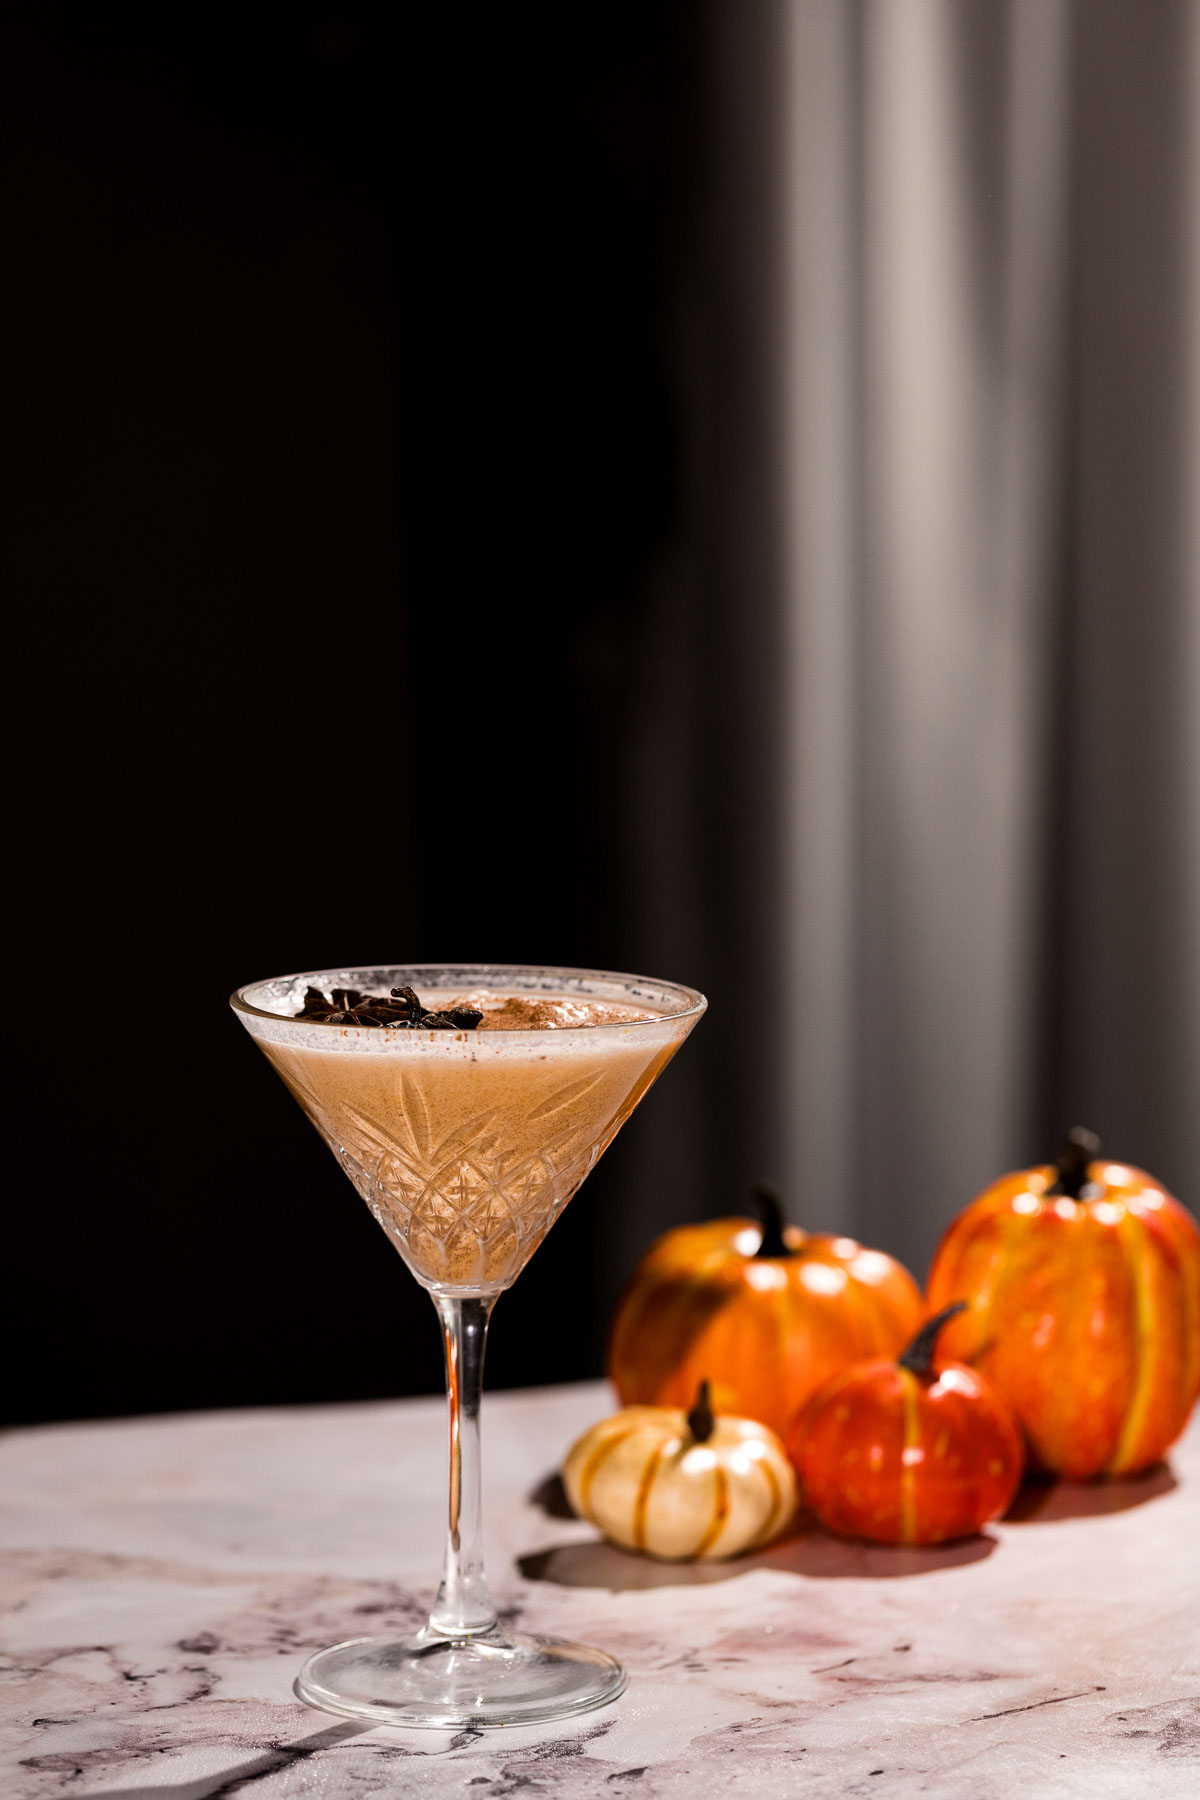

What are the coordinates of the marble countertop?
(2, 1379, 1198, 1798)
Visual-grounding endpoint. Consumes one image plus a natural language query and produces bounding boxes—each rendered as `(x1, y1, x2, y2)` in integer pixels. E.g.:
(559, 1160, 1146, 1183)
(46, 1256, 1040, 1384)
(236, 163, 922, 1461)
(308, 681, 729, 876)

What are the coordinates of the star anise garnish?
(296, 983, 482, 1030)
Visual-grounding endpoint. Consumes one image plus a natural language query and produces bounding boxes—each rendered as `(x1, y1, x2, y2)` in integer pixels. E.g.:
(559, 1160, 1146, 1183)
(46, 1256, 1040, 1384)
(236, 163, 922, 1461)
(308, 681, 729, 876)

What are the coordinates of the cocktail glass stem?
(427, 1293, 498, 1639)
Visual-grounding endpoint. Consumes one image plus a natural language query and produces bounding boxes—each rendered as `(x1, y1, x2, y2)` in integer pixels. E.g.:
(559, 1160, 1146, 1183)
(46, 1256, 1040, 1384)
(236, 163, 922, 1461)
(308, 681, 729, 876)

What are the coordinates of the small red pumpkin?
(790, 1303, 1024, 1544)
(608, 1186, 923, 1440)
(927, 1130, 1200, 1478)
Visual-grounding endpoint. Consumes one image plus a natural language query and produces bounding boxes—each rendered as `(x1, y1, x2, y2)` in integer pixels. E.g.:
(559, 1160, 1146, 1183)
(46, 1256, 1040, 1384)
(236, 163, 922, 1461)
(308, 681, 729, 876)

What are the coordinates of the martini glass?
(231, 963, 705, 1728)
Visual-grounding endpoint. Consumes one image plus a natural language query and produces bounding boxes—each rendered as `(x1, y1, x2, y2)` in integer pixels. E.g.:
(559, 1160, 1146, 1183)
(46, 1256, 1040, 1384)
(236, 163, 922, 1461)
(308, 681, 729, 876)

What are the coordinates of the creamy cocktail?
(231, 963, 705, 1729)
(255, 986, 683, 1291)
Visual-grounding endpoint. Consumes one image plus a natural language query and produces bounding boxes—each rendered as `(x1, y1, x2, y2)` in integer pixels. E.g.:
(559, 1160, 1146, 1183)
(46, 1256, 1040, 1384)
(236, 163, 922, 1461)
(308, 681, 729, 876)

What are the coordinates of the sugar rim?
(230, 962, 707, 1042)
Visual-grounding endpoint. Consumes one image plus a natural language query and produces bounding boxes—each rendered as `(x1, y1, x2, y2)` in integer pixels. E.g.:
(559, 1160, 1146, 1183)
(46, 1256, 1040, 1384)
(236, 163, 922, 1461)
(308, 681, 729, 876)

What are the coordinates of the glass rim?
(230, 961, 708, 1037)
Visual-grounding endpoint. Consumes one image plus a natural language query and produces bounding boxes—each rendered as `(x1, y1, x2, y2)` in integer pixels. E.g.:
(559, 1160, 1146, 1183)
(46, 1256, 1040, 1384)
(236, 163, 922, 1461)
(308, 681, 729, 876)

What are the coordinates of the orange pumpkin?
(790, 1302, 1024, 1544)
(927, 1129, 1200, 1478)
(608, 1186, 924, 1440)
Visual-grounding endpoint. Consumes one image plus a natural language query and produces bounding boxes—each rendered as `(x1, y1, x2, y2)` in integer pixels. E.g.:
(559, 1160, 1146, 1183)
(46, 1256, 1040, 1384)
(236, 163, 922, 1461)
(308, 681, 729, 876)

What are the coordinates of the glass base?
(294, 1628, 627, 1729)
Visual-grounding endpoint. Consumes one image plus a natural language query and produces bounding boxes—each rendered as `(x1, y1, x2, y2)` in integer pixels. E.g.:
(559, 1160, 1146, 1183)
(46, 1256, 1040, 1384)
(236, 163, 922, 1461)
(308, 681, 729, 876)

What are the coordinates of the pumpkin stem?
(1050, 1126, 1100, 1199)
(897, 1301, 967, 1378)
(750, 1182, 793, 1258)
(686, 1379, 716, 1444)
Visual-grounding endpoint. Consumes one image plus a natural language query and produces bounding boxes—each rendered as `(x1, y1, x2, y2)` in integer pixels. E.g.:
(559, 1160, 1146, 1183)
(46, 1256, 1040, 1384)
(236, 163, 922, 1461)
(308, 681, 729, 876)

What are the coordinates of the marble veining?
(2, 1382, 1199, 1797)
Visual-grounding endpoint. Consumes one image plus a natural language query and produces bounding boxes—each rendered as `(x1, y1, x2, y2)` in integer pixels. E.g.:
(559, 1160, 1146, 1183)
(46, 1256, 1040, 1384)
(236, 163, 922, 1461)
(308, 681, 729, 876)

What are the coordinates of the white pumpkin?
(562, 1382, 797, 1560)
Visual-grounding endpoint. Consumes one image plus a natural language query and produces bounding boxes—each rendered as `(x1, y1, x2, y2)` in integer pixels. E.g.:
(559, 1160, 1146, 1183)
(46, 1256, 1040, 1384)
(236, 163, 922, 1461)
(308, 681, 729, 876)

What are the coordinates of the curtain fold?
(623, 0, 1200, 1285)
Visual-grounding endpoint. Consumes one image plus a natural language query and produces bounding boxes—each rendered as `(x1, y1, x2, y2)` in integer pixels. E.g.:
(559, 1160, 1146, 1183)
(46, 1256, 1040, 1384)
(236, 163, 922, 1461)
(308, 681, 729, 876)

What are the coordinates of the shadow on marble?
(519, 1523, 997, 1590)
(79, 1720, 368, 1800)
(528, 1470, 575, 1519)
(1004, 1460, 1177, 1523)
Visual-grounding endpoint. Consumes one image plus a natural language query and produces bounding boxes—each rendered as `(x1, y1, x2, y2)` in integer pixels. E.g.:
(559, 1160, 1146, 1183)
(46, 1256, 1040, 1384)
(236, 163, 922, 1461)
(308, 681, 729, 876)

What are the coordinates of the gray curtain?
(614, 0, 1200, 1292)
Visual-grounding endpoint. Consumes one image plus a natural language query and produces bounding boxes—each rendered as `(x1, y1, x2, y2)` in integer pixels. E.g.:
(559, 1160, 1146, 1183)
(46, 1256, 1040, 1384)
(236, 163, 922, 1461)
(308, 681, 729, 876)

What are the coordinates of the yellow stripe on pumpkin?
(578, 1426, 639, 1515)
(633, 1442, 667, 1551)
(899, 1372, 921, 1545)
(693, 1464, 730, 1557)
(1110, 1214, 1162, 1475)
(755, 1456, 782, 1546)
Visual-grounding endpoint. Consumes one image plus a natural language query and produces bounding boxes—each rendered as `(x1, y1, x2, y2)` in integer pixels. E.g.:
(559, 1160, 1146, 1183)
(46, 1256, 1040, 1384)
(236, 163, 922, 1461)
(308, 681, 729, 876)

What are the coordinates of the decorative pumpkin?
(562, 1381, 798, 1560)
(608, 1186, 924, 1439)
(927, 1129, 1200, 1479)
(790, 1302, 1024, 1544)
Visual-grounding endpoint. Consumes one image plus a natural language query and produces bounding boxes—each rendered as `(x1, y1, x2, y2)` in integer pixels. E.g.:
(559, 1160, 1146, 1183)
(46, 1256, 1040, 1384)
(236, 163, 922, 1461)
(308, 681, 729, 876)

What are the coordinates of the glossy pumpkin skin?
(563, 1404, 797, 1560)
(790, 1356, 1023, 1544)
(927, 1161, 1200, 1478)
(609, 1217, 923, 1440)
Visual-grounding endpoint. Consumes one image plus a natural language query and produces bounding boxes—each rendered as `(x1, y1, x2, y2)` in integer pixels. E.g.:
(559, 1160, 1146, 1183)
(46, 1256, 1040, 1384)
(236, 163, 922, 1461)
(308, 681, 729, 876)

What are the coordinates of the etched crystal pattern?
(282, 1065, 627, 1290)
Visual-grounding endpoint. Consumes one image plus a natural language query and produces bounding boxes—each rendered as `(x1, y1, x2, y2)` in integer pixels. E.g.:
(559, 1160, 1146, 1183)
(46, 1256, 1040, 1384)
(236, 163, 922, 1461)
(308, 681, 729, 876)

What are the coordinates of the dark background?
(8, 2, 702, 1423)
(12, 3, 1200, 1428)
